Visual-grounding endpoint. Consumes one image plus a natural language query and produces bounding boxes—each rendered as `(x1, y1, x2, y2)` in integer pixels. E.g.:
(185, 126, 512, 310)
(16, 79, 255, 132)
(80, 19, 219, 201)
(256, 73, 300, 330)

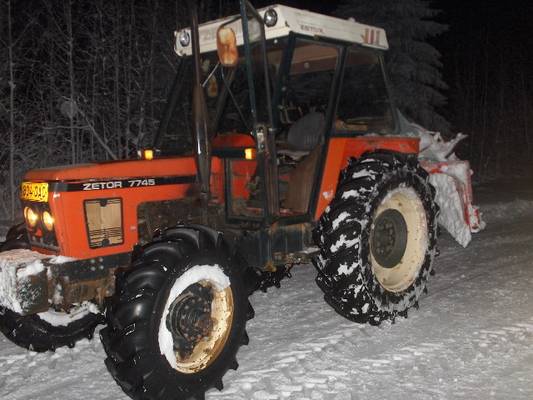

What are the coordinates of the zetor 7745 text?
(0, 2, 480, 400)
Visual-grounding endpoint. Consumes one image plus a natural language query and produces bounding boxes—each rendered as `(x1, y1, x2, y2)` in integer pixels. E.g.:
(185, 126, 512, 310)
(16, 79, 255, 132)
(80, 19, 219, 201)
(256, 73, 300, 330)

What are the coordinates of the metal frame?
(270, 33, 347, 224)
(151, 3, 402, 267)
(330, 46, 400, 138)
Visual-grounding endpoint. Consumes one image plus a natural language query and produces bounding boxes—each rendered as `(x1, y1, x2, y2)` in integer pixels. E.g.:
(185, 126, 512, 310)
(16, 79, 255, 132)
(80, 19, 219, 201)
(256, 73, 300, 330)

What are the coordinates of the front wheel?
(101, 225, 253, 400)
(313, 152, 438, 325)
(0, 302, 101, 351)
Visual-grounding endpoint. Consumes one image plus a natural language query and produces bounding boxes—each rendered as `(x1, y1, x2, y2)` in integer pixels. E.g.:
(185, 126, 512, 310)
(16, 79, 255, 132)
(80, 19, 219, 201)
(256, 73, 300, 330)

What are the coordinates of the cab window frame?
(332, 45, 399, 137)
(272, 33, 345, 141)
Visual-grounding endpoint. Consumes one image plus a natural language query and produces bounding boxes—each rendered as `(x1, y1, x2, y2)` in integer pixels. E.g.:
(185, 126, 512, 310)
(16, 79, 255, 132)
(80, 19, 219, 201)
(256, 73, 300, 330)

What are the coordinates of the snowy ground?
(1, 179, 533, 400)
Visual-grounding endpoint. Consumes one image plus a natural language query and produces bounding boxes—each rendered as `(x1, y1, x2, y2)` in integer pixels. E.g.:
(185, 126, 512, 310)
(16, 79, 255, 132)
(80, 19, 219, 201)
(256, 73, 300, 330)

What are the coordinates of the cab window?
(335, 47, 394, 134)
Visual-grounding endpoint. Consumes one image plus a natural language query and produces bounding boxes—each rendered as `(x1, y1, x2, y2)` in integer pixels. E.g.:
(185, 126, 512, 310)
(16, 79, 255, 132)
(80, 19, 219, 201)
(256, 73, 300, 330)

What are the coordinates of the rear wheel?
(101, 225, 252, 400)
(313, 152, 438, 324)
(0, 225, 100, 351)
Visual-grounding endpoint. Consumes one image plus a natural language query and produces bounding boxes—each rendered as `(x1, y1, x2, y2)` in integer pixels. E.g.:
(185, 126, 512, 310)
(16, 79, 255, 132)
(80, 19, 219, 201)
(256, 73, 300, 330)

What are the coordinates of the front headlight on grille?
(24, 206, 39, 228)
(42, 211, 54, 231)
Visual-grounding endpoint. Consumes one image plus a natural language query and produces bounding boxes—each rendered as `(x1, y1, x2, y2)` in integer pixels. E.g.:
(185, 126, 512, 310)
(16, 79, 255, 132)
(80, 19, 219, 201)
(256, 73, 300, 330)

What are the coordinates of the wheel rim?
(159, 265, 234, 374)
(371, 208, 408, 268)
(370, 187, 428, 292)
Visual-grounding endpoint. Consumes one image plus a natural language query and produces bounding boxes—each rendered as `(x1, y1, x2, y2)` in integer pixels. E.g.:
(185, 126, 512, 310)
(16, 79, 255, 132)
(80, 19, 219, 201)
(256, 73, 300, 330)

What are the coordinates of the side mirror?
(216, 26, 238, 67)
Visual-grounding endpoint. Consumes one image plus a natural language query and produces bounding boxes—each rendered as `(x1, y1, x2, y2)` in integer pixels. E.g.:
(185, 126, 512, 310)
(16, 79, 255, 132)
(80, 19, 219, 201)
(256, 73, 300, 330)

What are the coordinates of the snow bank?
(398, 110, 485, 246)
(481, 199, 533, 224)
(0, 249, 49, 313)
(398, 110, 467, 162)
(430, 173, 471, 247)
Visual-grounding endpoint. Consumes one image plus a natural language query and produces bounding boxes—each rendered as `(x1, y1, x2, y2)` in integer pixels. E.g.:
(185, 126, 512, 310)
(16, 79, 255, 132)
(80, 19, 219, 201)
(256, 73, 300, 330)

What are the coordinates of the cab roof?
(174, 4, 389, 57)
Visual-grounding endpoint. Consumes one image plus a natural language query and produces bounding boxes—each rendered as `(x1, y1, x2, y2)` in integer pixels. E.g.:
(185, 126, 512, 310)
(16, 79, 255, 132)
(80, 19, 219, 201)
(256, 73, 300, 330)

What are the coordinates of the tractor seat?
(278, 112, 325, 159)
(279, 112, 325, 213)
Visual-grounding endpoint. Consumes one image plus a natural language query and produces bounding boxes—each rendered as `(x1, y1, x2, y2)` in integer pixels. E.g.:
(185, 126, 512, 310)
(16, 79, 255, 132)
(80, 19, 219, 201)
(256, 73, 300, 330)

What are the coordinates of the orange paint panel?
(23, 156, 206, 259)
(212, 133, 255, 148)
(315, 138, 348, 220)
(314, 136, 420, 220)
(229, 159, 257, 199)
(49, 183, 192, 259)
(25, 157, 197, 182)
(210, 157, 224, 202)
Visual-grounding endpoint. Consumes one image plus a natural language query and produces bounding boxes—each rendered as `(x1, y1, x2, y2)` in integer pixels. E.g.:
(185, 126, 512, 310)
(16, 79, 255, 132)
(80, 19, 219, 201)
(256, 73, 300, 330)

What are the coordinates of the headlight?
(178, 30, 190, 47)
(43, 211, 54, 231)
(25, 207, 39, 228)
(264, 8, 278, 27)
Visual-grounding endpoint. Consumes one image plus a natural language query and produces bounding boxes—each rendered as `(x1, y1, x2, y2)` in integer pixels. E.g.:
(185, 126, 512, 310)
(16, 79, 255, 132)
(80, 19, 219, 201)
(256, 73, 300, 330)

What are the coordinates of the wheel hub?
(166, 283, 213, 358)
(371, 208, 408, 268)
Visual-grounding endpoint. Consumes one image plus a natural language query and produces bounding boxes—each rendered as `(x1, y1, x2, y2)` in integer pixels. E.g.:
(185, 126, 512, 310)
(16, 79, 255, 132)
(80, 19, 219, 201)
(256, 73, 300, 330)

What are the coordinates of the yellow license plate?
(21, 182, 49, 202)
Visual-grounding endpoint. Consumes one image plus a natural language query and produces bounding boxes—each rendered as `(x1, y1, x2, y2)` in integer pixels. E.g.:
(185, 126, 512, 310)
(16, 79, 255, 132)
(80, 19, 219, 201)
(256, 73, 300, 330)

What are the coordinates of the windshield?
(335, 47, 395, 134)
(156, 39, 285, 155)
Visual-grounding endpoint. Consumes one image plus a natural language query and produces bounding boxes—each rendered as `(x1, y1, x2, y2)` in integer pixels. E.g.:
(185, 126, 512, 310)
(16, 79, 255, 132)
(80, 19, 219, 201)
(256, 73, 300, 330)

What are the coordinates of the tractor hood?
(24, 157, 197, 183)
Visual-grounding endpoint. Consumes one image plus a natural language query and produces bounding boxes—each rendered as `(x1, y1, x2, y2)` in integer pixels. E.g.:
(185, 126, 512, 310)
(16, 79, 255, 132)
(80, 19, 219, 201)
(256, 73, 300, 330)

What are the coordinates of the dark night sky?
(435, 1, 533, 54)
(260, 0, 533, 68)
(435, 0, 533, 88)
(258, 0, 533, 95)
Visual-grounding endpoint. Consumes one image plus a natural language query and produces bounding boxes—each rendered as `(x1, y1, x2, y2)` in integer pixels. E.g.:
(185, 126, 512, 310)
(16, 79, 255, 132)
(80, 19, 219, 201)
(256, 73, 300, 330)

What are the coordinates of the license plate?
(21, 182, 49, 202)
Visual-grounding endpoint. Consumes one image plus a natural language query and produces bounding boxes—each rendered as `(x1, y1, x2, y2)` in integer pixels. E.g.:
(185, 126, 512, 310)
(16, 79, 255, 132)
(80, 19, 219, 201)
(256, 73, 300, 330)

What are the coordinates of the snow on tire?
(313, 152, 438, 325)
(101, 225, 252, 400)
(0, 302, 101, 352)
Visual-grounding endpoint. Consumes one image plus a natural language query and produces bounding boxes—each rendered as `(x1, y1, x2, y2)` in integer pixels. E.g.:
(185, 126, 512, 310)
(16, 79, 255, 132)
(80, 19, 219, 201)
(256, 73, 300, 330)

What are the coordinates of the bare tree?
(7, 0, 15, 221)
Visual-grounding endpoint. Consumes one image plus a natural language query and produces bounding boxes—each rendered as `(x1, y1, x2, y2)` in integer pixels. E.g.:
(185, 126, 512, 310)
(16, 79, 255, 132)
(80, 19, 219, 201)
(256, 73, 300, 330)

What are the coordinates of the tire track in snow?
(211, 313, 533, 400)
(0, 332, 127, 400)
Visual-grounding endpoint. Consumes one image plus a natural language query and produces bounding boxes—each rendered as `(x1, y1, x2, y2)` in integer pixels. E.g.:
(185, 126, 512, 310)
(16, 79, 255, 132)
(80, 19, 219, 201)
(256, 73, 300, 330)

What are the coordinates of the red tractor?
(0, 2, 478, 399)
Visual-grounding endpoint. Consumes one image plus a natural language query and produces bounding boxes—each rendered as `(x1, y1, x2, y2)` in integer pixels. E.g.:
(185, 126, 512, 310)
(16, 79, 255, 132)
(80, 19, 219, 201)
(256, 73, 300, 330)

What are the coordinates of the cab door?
(273, 37, 342, 219)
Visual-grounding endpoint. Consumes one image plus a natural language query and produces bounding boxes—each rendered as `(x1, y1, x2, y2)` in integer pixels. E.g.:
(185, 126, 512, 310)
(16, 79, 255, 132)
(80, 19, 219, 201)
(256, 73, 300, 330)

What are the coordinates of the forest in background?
(1, 0, 532, 222)
(0, 0, 215, 221)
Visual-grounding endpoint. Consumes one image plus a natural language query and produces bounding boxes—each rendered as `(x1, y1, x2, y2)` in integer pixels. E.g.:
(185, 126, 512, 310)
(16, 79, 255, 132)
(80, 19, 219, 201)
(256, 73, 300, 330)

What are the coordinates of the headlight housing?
(264, 8, 278, 27)
(43, 211, 54, 231)
(25, 206, 39, 228)
(178, 30, 190, 47)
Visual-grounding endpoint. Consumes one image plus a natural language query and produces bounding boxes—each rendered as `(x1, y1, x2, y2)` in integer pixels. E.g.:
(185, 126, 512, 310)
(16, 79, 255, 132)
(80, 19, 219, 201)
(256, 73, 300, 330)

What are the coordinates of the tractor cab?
(153, 4, 401, 266)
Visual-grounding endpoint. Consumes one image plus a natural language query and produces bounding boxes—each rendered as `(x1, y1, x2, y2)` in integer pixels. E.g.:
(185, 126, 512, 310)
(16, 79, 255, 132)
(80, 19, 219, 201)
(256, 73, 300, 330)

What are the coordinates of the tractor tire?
(100, 225, 253, 400)
(0, 225, 101, 352)
(313, 152, 438, 325)
(0, 303, 101, 352)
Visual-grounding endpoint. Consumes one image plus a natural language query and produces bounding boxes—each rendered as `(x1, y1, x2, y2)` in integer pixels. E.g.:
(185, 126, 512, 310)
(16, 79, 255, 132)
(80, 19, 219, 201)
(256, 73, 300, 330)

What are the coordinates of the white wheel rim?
(370, 186, 428, 293)
(158, 265, 234, 374)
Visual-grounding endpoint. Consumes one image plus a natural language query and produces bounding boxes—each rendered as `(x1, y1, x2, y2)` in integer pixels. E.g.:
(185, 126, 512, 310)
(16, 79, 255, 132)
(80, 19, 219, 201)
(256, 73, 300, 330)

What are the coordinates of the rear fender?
(315, 136, 420, 219)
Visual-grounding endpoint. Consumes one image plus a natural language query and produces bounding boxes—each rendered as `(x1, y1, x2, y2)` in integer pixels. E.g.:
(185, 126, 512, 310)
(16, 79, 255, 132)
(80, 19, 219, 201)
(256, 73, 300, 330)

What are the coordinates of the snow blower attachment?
(398, 115, 485, 246)
(0, 2, 482, 399)
(422, 159, 484, 246)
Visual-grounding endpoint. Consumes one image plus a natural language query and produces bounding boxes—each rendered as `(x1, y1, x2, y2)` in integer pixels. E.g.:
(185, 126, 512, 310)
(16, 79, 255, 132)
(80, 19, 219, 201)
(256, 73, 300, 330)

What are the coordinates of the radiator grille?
(84, 198, 124, 248)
